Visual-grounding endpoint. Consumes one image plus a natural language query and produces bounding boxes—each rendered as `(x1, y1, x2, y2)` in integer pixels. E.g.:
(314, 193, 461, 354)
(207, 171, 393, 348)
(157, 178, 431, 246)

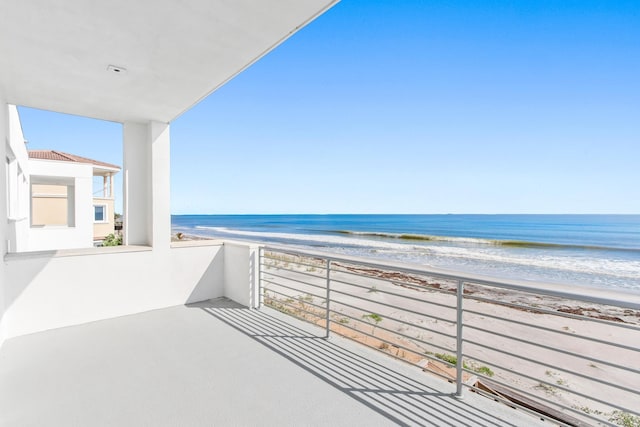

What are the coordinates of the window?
(31, 181, 75, 227)
(94, 204, 107, 222)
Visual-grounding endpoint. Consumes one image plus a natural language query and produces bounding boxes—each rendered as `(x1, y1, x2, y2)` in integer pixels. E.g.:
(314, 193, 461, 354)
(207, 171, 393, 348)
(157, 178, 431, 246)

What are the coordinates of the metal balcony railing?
(258, 246, 640, 427)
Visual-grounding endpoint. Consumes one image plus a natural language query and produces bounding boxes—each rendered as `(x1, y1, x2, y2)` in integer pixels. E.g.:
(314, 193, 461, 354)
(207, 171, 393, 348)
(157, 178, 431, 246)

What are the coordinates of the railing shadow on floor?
(193, 299, 527, 427)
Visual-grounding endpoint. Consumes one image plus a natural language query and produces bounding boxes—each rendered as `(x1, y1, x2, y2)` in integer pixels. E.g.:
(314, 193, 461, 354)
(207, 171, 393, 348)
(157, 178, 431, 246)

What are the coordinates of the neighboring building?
(28, 150, 120, 245)
(5, 118, 120, 252)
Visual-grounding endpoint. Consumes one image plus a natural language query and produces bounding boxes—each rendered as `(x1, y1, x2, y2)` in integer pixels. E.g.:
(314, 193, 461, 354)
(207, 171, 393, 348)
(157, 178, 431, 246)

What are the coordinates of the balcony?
(1, 297, 545, 426)
(1, 241, 638, 426)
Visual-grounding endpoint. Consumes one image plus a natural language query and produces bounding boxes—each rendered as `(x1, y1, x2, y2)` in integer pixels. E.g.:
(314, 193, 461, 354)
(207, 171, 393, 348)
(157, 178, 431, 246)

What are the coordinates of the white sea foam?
(342, 230, 492, 245)
(194, 226, 640, 286)
(195, 226, 417, 251)
(421, 245, 640, 279)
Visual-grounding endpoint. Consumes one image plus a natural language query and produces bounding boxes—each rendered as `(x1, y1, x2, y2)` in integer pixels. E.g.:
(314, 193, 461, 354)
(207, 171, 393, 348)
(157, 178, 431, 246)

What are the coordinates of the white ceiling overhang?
(0, 0, 338, 123)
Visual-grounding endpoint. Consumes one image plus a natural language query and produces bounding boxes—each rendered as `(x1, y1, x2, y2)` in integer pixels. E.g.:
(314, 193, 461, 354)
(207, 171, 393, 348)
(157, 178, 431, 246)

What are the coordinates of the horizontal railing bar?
(465, 293, 640, 332)
(263, 246, 639, 424)
(464, 338, 639, 396)
(260, 256, 328, 273)
(261, 273, 324, 290)
(330, 265, 455, 297)
(384, 278, 456, 297)
(328, 299, 457, 341)
(261, 250, 326, 266)
(264, 273, 457, 345)
(270, 294, 449, 344)
(328, 318, 427, 358)
(264, 246, 640, 310)
(464, 323, 640, 374)
(262, 251, 327, 266)
(260, 264, 327, 282)
(463, 307, 640, 352)
(262, 288, 328, 315)
(463, 354, 638, 418)
(264, 288, 327, 313)
(261, 278, 327, 302)
(329, 276, 457, 311)
(261, 271, 326, 292)
(267, 247, 484, 286)
(265, 289, 325, 310)
(328, 309, 456, 353)
(323, 319, 456, 384)
(384, 279, 456, 298)
(264, 306, 324, 327)
(260, 263, 328, 282)
(330, 287, 457, 324)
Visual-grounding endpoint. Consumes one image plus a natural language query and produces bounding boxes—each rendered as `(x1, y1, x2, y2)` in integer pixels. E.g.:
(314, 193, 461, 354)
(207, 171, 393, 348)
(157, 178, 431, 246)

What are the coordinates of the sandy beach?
(260, 249, 640, 427)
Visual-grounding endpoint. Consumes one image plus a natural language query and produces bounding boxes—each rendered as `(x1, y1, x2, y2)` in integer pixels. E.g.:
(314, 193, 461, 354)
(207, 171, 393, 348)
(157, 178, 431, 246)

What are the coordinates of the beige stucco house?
(5, 119, 123, 252)
(28, 150, 120, 245)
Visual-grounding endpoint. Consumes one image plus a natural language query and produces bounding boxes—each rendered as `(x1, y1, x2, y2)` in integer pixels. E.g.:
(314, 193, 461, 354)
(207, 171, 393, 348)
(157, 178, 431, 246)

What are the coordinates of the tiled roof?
(28, 150, 120, 170)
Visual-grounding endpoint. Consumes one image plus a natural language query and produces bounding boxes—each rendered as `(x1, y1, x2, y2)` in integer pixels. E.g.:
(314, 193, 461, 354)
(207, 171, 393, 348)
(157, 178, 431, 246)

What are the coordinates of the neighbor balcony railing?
(258, 246, 640, 427)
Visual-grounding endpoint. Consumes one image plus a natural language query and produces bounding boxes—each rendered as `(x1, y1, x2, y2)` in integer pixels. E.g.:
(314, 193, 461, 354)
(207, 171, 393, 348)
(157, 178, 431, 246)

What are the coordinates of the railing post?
(455, 280, 464, 398)
(325, 258, 331, 339)
(258, 247, 263, 309)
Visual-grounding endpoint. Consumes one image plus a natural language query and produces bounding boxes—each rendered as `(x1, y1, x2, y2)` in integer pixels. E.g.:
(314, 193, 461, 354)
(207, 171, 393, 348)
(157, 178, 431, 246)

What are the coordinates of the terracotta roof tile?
(28, 150, 120, 170)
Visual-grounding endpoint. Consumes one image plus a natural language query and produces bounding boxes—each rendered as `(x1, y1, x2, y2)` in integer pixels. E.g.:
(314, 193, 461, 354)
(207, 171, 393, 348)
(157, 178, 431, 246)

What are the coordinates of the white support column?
(150, 121, 171, 249)
(123, 122, 150, 246)
(122, 121, 170, 249)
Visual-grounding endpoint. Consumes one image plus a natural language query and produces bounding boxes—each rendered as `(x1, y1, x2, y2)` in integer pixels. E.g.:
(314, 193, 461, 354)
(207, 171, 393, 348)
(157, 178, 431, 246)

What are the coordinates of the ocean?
(172, 214, 640, 292)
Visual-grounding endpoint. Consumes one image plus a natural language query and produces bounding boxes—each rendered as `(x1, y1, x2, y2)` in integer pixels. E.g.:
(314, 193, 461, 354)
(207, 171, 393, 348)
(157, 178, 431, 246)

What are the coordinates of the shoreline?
(260, 250, 640, 426)
(338, 263, 640, 325)
(172, 230, 640, 294)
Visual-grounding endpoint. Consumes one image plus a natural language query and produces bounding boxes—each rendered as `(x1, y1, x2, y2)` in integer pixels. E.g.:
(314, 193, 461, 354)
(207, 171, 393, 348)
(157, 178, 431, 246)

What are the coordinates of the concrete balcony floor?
(0, 298, 545, 426)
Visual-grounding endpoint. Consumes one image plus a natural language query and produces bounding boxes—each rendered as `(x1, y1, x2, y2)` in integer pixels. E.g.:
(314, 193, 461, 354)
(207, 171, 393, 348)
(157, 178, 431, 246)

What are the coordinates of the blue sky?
(18, 0, 640, 214)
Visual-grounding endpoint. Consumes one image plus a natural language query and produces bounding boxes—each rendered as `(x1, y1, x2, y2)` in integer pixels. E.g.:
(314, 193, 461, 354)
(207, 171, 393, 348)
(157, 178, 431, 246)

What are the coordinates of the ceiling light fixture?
(107, 64, 127, 74)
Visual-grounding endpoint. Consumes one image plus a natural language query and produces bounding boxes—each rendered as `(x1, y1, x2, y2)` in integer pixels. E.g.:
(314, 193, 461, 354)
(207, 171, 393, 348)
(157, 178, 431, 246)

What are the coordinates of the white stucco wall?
(27, 160, 94, 251)
(224, 242, 260, 308)
(1, 241, 265, 339)
(5, 105, 30, 253)
(1, 101, 8, 346)
(3, 243, 226, 338)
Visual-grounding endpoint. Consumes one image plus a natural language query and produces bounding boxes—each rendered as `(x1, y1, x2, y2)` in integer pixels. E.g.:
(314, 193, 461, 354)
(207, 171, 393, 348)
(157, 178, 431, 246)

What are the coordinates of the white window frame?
(93, 204, 108, 223)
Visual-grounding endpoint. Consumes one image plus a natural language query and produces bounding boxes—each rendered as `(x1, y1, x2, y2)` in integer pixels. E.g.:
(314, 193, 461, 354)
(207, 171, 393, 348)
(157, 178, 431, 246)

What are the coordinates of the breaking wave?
(332, 230, 638, 252)
(194, 226, 640, 284)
